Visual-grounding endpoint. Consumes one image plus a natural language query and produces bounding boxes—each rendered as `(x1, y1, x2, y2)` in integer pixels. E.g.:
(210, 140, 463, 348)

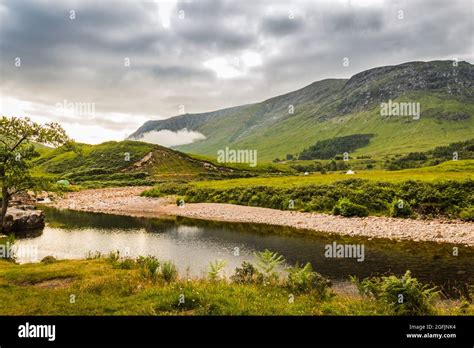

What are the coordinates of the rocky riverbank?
(50, 187, 474, 246)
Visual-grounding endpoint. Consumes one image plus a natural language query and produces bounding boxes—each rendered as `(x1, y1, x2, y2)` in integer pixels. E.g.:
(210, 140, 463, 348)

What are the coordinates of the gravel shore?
(51, 187, 474, 246)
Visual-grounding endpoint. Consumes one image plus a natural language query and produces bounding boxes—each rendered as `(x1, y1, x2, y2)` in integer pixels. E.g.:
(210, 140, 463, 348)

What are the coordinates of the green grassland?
(190, 160, 474, 189)
(32, 140, 250, 188)
(188, 153, 292, 173)
(142, 160, 474, 219)
(0, 258, 470, 315)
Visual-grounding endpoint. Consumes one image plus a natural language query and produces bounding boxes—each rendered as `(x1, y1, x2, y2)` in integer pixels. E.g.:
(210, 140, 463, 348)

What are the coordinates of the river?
(14, 207, 473, 296)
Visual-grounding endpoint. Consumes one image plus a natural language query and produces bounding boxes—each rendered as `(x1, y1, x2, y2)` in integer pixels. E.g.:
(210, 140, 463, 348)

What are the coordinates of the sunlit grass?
(0, 259, 470, 316)
(191, 161, 474, 189)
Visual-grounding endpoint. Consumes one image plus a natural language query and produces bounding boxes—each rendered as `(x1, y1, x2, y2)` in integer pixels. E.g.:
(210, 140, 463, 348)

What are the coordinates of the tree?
(0, 116, 69, 232)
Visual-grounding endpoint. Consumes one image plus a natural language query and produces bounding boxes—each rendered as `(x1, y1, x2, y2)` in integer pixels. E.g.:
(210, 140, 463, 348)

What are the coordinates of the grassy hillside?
(130, 61, 474, 162)
(32, 140, 244, 187)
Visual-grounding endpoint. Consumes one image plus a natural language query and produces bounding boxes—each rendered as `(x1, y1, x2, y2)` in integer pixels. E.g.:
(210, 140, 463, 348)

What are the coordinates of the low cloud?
(136, 128, 206, 147)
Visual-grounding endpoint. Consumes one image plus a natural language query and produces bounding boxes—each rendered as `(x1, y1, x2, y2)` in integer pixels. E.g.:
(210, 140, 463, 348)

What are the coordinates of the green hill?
(130, 60, 474, 162)
(33, 140, 241, 187)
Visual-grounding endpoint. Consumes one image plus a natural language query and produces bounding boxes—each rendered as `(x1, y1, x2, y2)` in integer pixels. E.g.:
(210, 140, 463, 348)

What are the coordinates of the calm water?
(14, 207, 473, 295)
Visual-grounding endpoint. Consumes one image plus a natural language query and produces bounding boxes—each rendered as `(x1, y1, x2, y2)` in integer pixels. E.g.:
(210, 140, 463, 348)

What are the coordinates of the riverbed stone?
(3, 207, 45, 234)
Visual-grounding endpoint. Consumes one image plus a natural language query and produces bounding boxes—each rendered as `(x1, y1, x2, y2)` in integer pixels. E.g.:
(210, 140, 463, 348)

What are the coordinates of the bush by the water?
(137, 255, 161, 281)
(351, 271, 439, 315)
(160, 261, 178, 283)
(332, 198, 369, 217)
(286, 262, 330, 297)
(459, 207, 474, 221)
(40, 255, 58, 264)
(231, 261, 263, 284)
(389, 199, 413, 218)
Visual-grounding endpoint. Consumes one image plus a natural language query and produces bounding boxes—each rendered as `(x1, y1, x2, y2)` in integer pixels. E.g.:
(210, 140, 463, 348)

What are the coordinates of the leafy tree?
(0, 116, 69, 232)
(298, 134, 373, 160)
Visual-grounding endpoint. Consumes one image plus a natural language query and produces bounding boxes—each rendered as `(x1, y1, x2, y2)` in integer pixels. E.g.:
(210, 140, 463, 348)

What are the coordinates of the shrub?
(117, 258, 136, 269)
(459, 207, 474, 221)
(351, 271, 439, 315)
(151, 178, 473, 219)
(332, 198, 369, 217)
(208, 260, 226, 281)
(390, 199, 413, 218)
(159, 261, 178, 283)
(143, 188, 162, 197)
(137, 255, 160, 281)
(249, 195, 260, 206)
(286, 262, 330, 297)
(308, 196, 335, 212)
(231, 261, 263, 284)
(41, 255, 57, 264)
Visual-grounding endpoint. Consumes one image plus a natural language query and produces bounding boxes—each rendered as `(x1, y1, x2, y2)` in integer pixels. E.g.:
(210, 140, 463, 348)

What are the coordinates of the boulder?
(3, 207, 45, 234)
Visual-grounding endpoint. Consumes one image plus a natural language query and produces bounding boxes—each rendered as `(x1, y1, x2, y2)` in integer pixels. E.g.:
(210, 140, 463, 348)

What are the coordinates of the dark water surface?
(15, 207, 473, 295)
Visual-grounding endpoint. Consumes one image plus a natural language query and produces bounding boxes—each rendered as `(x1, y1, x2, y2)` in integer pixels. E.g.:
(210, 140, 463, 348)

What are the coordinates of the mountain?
(33, 140, 239, 186)
(130, 61, 474, 161)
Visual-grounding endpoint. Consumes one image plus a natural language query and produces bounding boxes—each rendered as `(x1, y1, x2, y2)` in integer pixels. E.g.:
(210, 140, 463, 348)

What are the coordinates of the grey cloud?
(260, 16, 305, 36)
(0, 0, 472, 143)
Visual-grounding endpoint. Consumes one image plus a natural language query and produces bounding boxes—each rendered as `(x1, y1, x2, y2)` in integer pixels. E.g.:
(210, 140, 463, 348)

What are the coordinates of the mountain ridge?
(130, 60, 474, 161)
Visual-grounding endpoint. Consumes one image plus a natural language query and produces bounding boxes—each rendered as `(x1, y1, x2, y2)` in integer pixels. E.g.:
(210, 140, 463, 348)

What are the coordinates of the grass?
(142, 161, 473, 219)
(0, 258, 471, 316)
(188, 153, 292, 173)
(189, 161, 474, 190)
(31, 140, 259, 189)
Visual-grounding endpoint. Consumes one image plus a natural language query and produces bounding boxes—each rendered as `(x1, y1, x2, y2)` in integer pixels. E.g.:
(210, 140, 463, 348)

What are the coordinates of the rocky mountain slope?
(130, 60, 474, 161)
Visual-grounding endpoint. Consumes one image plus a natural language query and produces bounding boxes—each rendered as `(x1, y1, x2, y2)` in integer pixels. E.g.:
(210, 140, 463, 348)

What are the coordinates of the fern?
(254, 249, 285, 283)
(208, 260, 226, 281)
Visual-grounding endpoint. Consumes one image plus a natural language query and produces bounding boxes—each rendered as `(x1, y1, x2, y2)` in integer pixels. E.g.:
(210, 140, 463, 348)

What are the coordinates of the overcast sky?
(1, 0, 473, 144)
